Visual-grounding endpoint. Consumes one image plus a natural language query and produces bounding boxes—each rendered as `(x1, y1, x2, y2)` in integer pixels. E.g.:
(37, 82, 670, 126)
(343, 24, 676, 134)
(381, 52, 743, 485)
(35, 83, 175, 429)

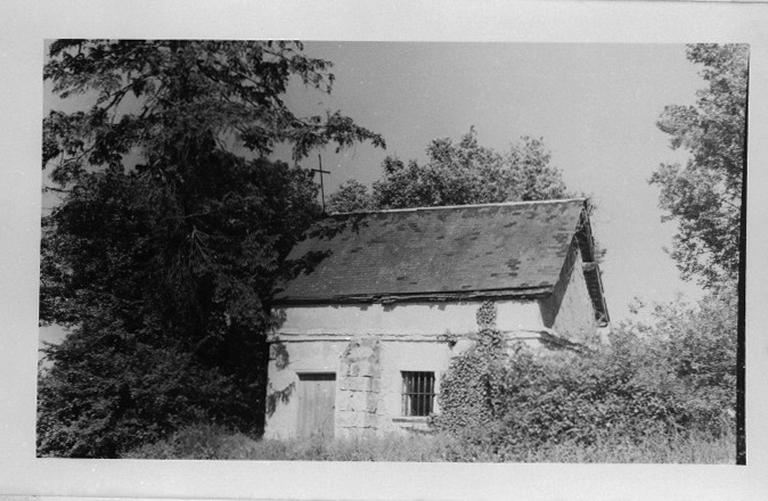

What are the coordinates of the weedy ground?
(124, 423, 735, 463)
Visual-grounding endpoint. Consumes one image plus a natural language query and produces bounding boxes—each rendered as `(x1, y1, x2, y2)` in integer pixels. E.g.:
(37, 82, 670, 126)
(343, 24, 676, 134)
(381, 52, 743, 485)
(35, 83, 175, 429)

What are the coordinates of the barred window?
(401, 371, 435, 417)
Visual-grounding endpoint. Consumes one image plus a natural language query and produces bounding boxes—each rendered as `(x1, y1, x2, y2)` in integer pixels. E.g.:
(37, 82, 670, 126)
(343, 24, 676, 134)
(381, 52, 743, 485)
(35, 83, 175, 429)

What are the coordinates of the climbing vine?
(432, 300, 508, 434)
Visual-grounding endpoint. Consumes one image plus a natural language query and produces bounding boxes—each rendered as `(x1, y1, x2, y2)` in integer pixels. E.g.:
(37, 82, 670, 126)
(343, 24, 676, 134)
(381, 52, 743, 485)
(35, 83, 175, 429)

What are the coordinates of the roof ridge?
(329, 197, 587, 216)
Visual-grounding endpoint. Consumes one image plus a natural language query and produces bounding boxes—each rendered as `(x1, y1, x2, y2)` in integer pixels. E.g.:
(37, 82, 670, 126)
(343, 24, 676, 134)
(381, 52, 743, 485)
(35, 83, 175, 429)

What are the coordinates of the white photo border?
(1, 1, 767, 500)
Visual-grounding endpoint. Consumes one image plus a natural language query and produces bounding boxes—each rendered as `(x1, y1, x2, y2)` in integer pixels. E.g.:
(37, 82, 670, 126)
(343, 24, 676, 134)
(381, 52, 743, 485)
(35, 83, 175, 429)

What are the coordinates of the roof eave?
(273, 285, 554, 306)
(328, 197, 589, 216)
(575, 205, 611, 325)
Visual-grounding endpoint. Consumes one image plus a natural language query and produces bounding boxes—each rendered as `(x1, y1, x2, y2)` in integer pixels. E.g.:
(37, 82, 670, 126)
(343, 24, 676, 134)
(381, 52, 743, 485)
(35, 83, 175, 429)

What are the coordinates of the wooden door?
(297, 373, 336, 439)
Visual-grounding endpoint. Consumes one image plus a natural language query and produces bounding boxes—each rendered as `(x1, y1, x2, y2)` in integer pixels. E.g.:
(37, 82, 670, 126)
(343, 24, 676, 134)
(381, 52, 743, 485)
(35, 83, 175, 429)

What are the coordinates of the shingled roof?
(275, 198, 608, 323)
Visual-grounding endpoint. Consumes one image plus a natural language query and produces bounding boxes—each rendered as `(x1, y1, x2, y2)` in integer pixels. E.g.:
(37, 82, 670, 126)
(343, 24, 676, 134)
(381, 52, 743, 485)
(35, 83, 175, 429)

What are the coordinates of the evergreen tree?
(38, 40, 383, 457)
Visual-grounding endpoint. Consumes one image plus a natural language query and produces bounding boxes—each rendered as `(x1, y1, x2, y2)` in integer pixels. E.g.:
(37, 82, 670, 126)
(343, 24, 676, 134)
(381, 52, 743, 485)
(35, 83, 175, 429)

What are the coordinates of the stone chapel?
(264, 198, 609, 439)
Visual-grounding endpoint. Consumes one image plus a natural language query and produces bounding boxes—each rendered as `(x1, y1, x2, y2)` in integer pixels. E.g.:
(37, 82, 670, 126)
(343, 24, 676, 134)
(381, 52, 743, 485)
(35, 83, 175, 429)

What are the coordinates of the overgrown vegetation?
(432, 294, 735, 461)
(125, 286, 736, 463)
(124, 423, 733, 463)
(431, 301, 508, 435)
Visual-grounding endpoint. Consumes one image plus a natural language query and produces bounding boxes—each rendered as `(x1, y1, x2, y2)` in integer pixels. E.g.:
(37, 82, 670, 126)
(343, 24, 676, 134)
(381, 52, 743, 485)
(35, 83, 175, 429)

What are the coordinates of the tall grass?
(123, 423, 735, 463)
(507, 430, 735, 463)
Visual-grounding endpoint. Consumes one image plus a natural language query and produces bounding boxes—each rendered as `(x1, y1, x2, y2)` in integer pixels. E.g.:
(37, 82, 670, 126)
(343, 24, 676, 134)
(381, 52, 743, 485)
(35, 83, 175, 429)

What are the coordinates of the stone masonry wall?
(337, 336, 383, 436)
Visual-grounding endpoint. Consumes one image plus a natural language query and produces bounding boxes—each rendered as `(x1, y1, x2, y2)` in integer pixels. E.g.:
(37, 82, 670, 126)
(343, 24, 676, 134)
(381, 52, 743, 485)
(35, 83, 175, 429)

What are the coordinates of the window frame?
(400, 370, 436, 417)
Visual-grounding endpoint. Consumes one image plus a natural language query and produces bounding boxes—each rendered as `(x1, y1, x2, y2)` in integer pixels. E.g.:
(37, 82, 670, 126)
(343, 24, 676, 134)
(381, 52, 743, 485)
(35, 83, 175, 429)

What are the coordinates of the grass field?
(124, 424, 735, 463)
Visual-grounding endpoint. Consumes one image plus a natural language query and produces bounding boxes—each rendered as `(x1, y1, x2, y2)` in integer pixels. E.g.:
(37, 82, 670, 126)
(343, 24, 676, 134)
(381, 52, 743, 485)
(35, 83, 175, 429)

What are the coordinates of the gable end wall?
(539, 244, 597, 343)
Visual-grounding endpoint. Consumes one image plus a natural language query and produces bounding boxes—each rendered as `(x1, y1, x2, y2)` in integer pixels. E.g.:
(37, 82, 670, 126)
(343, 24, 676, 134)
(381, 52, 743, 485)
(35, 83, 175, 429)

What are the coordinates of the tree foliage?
(621, 284, 737, 415)
(374, 128, 567, 209)
(651, 44, 748, 287)
(42, 40, 384, 180)
(326, 179, 374, 213)
(38, 40, 383, 457)
(328, 128, 568, 213)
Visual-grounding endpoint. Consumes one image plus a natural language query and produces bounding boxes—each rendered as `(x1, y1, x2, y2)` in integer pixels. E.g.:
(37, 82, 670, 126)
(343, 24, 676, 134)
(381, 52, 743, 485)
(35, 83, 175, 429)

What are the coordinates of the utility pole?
(311, 154, 331, 213)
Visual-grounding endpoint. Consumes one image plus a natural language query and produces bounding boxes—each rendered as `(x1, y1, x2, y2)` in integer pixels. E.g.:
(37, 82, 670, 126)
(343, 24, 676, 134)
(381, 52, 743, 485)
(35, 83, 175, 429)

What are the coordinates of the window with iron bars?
(401, 371, 435, 417)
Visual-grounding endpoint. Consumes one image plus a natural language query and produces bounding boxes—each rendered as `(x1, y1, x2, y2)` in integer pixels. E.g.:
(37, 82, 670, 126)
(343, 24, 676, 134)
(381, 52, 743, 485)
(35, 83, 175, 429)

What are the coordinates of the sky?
(275, 42, 707, 321)
(40, 42, 709, 345)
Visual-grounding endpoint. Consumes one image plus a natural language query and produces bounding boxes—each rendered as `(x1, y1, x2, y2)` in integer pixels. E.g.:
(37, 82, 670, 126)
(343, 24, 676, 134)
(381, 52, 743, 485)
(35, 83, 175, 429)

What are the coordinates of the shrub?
(493, 346, 689, 450)
(123, 423, 258, 460)
(433, 294, 736, 456)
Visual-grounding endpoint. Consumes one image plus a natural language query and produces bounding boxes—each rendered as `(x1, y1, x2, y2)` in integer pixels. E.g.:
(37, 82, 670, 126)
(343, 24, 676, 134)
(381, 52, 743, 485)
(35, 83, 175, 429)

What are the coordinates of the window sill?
(392, 416, 429, 423)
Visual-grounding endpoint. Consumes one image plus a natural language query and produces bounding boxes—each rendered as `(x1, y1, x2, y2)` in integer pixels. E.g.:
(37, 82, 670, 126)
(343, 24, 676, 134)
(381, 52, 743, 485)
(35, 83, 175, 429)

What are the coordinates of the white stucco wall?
(264, 298, 550, 439)
(375, 340, 454, 434)
(550, 251, 597, 343)
(275, 298, 545, 337)
(265, 280, 600, 439)
(264, 337, 460, 439)
(264, 339, 350, 440)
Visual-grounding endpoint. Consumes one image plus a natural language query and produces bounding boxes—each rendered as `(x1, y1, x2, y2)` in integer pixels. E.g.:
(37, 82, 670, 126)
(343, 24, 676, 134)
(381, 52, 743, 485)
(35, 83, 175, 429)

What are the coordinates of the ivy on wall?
(432, 301, 510, 434)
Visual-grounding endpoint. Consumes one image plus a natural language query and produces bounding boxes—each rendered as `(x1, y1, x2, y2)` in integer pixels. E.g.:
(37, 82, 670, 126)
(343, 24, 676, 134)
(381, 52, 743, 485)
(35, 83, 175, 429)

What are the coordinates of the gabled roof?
(276, 198, 608, 322)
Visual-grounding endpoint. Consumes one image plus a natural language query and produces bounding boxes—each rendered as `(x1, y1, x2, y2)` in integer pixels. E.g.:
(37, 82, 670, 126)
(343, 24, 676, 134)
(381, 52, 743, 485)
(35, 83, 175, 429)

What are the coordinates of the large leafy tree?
(328, 128, 568, 213)
(38, 40, 383, 457)
(375, 128, 567, 209)
(650, 43, 746, 462)
(650, 44, 748, 288)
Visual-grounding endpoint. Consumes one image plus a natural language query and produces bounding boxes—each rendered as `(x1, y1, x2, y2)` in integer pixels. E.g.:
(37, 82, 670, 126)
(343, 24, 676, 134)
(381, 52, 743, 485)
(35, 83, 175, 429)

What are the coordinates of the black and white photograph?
(37, 38, 745, 463)
(3, 1, 768, 500)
